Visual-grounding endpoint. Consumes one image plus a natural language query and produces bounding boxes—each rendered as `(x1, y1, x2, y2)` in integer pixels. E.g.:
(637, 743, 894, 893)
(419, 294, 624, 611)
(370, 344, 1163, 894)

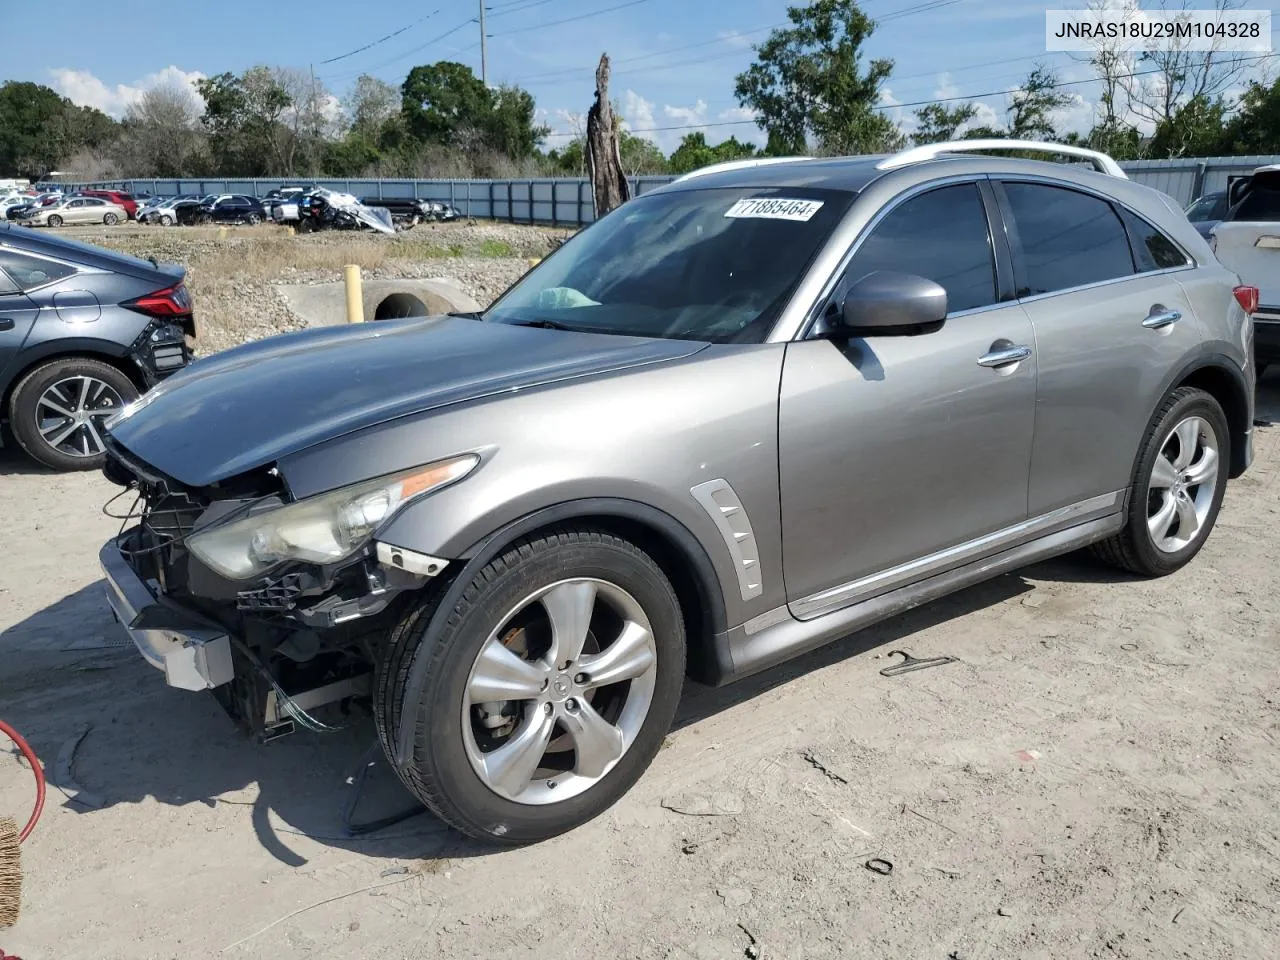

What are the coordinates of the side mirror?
(834, 270, 948, 335)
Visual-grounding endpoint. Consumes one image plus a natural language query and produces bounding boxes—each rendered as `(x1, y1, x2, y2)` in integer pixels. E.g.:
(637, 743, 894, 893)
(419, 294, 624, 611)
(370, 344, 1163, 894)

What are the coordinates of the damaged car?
(98, 140, 1255, 845)
(0, 223, 194, 470)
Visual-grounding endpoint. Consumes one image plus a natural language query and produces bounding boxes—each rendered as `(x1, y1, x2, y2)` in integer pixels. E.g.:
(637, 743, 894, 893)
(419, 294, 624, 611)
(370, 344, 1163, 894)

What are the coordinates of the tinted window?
(1003, 183, 1134, 296)
(1230, 188, 1280, 222)
(0, 268, 19, 296)
(1120, 209, 1188, 271)
(0, 249, 77, 289)
(843, 183, 997, 313)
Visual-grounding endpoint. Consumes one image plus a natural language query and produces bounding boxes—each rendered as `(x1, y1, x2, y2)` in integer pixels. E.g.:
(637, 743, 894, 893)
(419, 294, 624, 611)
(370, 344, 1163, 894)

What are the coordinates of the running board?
(723, 513, 1123, 682)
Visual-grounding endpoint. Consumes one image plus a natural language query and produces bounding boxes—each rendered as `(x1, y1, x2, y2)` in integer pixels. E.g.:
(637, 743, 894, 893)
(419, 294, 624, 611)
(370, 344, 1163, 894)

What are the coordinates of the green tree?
(733, 0, 899, 155)
(668, 132, 759, 174)
(1147, 94, 1230, 158)
(619, 131, 667, 175)
(401, 61, 494, 145)
(487, 85, 548, 160)
(0, 81, 117, 178)
(195, 68, 292, 175)
(911, 102, 978, 145)
(1007, 66, 1072, 140)
(1220, 78, 1280, 155)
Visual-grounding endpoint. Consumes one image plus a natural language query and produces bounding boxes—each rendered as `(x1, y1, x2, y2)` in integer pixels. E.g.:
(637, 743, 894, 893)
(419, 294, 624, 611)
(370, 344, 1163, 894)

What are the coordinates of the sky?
(1, 0, 1276, 154)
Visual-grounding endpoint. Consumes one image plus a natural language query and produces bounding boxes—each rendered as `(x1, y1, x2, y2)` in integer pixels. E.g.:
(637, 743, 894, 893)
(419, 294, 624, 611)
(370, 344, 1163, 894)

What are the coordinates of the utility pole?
(479, 0, 488, 85)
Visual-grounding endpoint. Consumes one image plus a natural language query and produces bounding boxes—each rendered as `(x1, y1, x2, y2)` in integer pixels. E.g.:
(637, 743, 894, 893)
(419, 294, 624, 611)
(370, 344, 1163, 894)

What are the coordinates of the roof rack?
(671, 156, 813, 184)
(876, 139, 1128, 179)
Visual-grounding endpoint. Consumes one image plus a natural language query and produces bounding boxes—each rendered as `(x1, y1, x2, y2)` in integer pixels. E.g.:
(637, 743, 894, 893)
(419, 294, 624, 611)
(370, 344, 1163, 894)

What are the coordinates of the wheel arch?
(2, 341, 144, 420)
(390, 498, 733, 767)
(1168, 354, 1251, 478)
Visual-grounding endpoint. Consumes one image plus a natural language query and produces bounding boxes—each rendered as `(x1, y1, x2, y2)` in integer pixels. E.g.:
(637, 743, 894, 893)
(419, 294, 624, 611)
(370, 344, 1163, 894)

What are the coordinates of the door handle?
(977, 344, 1032, 368)
(1142, 309, 1182, 329)
(0, 318, 14, 331)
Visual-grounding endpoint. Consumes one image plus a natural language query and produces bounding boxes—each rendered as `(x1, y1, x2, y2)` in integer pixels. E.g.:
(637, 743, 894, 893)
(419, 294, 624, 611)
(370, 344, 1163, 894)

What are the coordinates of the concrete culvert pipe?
(374, 293, 430, 321)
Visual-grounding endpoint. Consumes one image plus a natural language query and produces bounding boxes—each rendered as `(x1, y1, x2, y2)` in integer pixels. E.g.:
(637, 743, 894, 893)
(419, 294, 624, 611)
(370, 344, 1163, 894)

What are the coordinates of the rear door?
(993, 178, 1204, 517)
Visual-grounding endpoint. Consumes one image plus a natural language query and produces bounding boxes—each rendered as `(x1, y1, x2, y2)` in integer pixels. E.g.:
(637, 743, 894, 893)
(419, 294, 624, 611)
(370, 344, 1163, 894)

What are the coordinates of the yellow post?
(344, 264, 364, 323)
(217, 226, 227, 241)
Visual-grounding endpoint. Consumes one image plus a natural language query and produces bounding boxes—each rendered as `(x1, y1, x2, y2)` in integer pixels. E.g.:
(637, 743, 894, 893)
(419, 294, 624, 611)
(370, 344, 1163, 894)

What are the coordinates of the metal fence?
(63, 155, 1280, 228)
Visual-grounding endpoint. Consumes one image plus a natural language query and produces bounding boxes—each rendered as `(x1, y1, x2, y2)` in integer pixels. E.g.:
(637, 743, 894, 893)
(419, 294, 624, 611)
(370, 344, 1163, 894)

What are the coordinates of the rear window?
(1230, 187, 1280, 222)
(0, 248, 78, 289)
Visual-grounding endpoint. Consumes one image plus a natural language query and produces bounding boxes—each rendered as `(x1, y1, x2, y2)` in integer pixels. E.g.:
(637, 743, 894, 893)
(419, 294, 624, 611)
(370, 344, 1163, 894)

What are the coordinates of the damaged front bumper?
(99, 538, 234, 691)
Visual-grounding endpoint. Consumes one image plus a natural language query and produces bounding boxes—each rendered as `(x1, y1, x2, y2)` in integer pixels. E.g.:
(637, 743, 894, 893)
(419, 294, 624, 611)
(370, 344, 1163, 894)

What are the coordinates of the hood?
(105, 315, 706, 487)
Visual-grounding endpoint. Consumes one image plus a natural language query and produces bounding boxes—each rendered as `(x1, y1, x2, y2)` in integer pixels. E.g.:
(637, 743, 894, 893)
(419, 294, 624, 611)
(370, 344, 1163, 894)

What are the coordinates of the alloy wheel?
(1146, 415, 1220, 553)
(461, 577, 659, 805)
(34, 375, 125, 458)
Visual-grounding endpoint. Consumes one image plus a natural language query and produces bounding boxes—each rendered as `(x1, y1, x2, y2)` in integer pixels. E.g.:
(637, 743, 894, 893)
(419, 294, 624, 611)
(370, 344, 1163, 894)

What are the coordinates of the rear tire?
(374, 526, 686, 845)
(103, 213, 118, 225)
(1091, 386, 1229, 577)
(9, 358, 139, 471)
(160, 214, 174, 226)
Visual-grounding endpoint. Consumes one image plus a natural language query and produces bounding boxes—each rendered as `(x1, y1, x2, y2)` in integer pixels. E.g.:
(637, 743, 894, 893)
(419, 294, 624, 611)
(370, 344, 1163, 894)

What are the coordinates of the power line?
(319, 10, 442, 65)
(489, 0, 655, 39)
(540, 51, 1276, 140)
(487, 0, 560, 17)
(511, 0, 962, 87)
(319, 18, 478, 81)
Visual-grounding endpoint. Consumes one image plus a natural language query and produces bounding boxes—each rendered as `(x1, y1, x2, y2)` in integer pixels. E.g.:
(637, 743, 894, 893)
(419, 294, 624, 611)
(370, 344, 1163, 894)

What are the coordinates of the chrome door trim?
(977, 344, 1033, 367)
(790, 490, 1123, 620)
(1142, 309, 1182, 329)
(690, 478, 764, 602)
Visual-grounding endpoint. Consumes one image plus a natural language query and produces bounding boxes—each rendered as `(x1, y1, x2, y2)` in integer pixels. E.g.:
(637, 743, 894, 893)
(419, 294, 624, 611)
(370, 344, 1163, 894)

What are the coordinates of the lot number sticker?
(724, 197, 824, 222)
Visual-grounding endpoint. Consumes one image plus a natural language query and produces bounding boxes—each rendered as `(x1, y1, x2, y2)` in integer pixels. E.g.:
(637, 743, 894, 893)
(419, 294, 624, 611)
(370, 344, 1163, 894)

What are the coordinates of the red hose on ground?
(0, 720, 45, 844)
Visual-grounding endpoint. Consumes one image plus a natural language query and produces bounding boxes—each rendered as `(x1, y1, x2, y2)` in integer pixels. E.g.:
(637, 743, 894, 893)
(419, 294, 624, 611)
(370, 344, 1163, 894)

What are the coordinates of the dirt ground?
(1, 241, 1279, 957)
(46, 220, 569, 352)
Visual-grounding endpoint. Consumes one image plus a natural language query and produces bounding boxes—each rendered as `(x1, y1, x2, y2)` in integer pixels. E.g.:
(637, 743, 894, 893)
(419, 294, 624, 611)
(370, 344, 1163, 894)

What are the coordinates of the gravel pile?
(65, 220, 574, 355)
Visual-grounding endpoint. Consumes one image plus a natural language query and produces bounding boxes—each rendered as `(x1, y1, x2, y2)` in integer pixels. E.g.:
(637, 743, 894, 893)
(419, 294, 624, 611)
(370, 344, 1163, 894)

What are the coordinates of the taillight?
(123, 280, 192, 318)
(1233, 285, 1259, 315)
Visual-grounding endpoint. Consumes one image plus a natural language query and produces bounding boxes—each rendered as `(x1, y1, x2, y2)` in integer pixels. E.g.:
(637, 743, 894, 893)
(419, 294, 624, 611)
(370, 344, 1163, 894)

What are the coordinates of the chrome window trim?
(991, 172, 1197, 276)
(768, 174, 1002, 343)
(0, 244, 85, 294)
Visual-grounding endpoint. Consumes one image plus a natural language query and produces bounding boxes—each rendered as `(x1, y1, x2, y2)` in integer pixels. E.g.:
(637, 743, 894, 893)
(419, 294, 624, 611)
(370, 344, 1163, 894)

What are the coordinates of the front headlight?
(186, 454, 479, 580)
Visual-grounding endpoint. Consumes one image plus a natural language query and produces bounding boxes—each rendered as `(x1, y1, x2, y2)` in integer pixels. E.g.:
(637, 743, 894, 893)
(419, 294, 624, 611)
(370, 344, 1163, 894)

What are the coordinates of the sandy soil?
(0, 295, 1278, 956)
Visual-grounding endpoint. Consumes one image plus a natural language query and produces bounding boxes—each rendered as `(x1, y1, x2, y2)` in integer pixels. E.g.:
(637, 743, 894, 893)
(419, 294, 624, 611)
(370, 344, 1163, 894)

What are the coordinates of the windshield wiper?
(508, 318, 576, 331)
(448, 311, 483, 320)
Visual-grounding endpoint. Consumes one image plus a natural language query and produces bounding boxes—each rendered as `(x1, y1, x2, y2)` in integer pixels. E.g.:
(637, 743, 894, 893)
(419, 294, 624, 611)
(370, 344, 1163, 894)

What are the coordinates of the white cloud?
(717, 29, 754, 50)
(620, 89, 657, 136)
(49, 65, 205, 118)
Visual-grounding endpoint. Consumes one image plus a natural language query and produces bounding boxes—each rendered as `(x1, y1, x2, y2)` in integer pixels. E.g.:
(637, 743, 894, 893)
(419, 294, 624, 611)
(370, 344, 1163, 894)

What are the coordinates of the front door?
(779, 181, 1037, 618)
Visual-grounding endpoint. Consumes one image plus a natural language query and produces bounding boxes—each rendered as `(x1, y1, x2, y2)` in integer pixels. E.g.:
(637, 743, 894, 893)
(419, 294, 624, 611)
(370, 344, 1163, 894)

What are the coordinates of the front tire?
(46, 214, 62, 227)
(8, 358, 139, 471)
(1092, 386, 1229, 576)
(374, 527, 686, 844)
(160, 214, 174, 226)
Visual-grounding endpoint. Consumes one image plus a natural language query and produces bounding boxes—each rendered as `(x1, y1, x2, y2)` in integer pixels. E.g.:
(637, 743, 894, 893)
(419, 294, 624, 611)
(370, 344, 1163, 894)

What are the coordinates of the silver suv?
(98, 140, 1256, 844)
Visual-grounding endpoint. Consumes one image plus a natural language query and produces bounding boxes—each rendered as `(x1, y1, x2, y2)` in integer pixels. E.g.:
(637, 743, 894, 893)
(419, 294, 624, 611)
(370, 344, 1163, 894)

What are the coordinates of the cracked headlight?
(187, 454, 479, 580)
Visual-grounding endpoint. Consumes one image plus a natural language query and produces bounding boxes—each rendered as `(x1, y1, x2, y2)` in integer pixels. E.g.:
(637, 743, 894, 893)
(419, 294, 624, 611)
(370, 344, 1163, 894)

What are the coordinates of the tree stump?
(585, 53, 630, 218)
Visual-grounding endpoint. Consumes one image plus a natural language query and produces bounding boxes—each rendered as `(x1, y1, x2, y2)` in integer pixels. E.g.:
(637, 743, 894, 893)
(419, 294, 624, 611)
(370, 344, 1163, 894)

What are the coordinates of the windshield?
(1185, 194, 1224, 221)
(483, 185, 854, 343)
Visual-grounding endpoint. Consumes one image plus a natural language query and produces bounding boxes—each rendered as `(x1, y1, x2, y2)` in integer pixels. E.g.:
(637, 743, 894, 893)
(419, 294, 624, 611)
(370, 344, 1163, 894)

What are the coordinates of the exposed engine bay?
(100, 440, 445, 742)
